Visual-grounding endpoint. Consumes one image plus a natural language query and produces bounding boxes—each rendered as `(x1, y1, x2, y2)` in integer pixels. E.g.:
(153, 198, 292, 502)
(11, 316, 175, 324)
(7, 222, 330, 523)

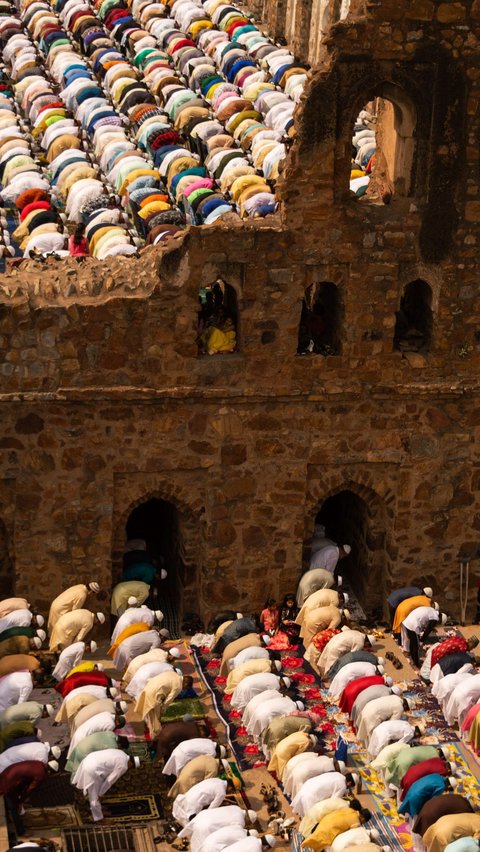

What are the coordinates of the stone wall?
(1, 1, 480, 624)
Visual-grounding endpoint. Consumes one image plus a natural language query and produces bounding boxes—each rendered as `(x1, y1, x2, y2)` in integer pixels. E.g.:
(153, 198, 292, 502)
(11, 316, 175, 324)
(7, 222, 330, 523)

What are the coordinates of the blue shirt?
(399, 774, 447, 817)
(387, 586, 422, 608)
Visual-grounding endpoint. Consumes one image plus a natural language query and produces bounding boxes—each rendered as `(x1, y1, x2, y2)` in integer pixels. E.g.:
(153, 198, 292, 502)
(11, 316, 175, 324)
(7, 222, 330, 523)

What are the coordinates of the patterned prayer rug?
(76, 792, 164, 824)
(22, 805, 80, 831)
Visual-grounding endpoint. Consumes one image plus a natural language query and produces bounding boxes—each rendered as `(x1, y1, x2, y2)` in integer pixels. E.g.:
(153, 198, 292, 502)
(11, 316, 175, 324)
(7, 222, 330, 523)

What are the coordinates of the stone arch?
(197, 278, 239, 356)
(303, 473, 395, 615)
(112, 480, 206, 621)
(394, 278, 434, 354)
(297, 281, 343, 355)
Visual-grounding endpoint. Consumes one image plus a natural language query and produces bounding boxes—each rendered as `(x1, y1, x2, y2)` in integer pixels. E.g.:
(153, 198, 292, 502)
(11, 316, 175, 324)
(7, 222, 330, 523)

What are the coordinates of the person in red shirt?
(0, 759, 57, 834)
(68, 223, 89, 258)
(339, 674, 388, 715)
(400, 756, 451, 799)
(431, 635, 478, 669)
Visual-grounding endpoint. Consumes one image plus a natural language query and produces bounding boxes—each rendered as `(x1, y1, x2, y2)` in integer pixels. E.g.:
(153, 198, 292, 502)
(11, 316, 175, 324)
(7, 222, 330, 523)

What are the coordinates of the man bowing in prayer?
(48, 582, 101, 631)
(49, 610, 105, 652)
(135, 669, 184, 737)
(72, 746, 140, 821)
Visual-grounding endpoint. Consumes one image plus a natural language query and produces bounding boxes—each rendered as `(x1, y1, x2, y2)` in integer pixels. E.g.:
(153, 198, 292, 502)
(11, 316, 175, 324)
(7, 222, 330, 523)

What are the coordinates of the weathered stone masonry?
(1, 1, 480, 622)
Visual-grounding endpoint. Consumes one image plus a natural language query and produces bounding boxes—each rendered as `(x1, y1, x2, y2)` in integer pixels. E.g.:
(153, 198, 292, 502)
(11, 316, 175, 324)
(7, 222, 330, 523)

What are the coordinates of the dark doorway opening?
(197, 278, 238, 356)
(125, 498, 185, 637)
(394, 278, 433, 353)
(315, 490, 370, 605)
(297, 282, 342, 355)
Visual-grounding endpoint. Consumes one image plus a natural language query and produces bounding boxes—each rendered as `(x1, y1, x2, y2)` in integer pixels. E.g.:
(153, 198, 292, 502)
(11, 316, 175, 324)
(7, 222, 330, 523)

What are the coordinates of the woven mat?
(22, 804, 80, 831)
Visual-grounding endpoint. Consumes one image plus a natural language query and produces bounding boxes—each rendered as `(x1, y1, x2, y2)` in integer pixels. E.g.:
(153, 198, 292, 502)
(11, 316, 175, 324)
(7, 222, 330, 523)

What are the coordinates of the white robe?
(63, 685, 109, 707)
(328, 662, 378, 699)
(163, 738, 218, 777)
(291, 771, 347, 817)
(367, 720, 415, 758)
(0, 609, 33, 630)
(282, 752, 318, 796)
(0, 741, 50, 774)
(123, 648, 169, 684)
(222, 840, 261, 852)
(113, 630, 161, 670)
(356, 694, 405, 745)
(420, 643, 440, 683)
(242, 689, 282, 730)
(201, 826, 248, 852)
(111, 606, 156, 643)
(126, 661, 173, 700)
(172, 778, 227, 826)
(52, 641, 86, 681)
(72, 748, 129, 821)
(331, 826, 372, 851)
(283, 754, 336, 799)
(318, 629, 366, 676)
(247, 695, 298, 741)
(231, 673, 281, 710)
(68, 711, 117, 757)
(228, 646, 269, 671)
(444, 673, 480, 726)
(299, 798, 350, 838)
(178, 804, 248, 846)
(432, 667, 474, 704)
(0, 672, 33, 713)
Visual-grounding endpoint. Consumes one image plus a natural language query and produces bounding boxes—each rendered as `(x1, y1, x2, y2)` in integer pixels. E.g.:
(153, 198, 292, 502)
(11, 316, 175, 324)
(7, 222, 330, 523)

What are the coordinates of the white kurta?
(432, 667, 474, 704)
(283, 754, 336, 799)
(113, 630, 161, 670)
(201, 826, 248, 852)
(0, 609, 33, 630)
(400, 606, 439, 652)
(328, 662, 377, 699)
(52, 641, 86, 681)
(0, 741, 50, 774)
(111, 606, 156, 643)
(49, 609, 95, 651)
(291, 771, 347, 816)
(178, 804, 248, 845)
(63, 684, 110, 708)
(126, 661, 173, 700)
(242, 688, 282, 731)
(67, 711, 116, 757)
(367, 720, 415, 758)
(331, 826, 372, 852)
(72, 748, 130, 821)
(123, 648, 169, 684)
(0, 672, 33, 713)
(172, 778, 227, 827)
(163, 738, 218, 777)
(231, 673, 281, 710)
(318, 630, 366, 677)
(444, 672, 480, 725)
(356, 694, 405, 745)
(228, 646, 269, 671)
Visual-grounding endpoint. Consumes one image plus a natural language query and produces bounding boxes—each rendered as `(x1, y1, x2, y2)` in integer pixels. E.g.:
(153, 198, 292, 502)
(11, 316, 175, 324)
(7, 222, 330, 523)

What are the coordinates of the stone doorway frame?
(111, 473, 206, 619)
(303, 467, 396, 615)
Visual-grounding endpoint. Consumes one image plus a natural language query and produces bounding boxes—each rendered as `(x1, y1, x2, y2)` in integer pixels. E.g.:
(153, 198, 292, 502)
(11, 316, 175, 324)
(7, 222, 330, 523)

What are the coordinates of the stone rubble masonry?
(1, 2, 480, 623)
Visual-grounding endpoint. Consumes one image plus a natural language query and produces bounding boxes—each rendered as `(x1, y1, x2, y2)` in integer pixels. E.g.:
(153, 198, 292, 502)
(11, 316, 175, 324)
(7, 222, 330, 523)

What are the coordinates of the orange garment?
(107, 622, 150, 657)
(392, 595, 432, 634)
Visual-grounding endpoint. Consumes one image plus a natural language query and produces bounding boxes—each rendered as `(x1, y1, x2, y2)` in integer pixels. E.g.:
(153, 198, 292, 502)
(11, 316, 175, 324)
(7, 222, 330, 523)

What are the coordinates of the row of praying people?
(349, 107, 376, 199)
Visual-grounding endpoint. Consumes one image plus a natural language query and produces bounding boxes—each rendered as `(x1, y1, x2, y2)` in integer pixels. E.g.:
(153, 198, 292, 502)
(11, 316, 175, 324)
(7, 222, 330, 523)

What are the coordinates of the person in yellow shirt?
(48, 583, 101, 631)
(302, 805, 372, 851)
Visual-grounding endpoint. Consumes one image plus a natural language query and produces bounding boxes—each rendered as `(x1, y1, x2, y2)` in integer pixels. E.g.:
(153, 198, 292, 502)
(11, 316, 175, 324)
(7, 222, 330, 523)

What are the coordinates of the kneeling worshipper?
(339, 672, 394, 716)
(67, 710, 126, 760)
(0, 607, 44, 630)
(387, 586, 433, 628)
(398, 772, 457, 818)
(246, 693, 305, 743)
(319, 628, 374, 676)
(68, 698, 128, 739)
(262, 713, 313, 760)
(212, 616, 259, 655)
(0, 672, 36, 713)
(391, 591, 437, 638)
(66, 732, 130, 775)
(0, 650, 46, 680)
(356, 694, 413, 745)
(422, 814, 480, 852)
(328, 660, 386, 700)
(0, 757, 59, 819)
(367, 720, 422, 759)
(163, 738, 226, 777)
(219, 632, 267, 677)
(283, 753, 347, 800)
(299, 799, 361, 840)
(54, 668, 111, 701)
(296, 589, 349, 628)
(125, 659, 177, 701)
(0, 701, 54, 729)
(110, 601, 163, 642)
(0, 626, 46, 659)
(412, 794, 476, 839)
(0, 741, 61, 776)
(300, 805, 375, 852)
(292, 770, 359, 817)
(300, 604, 350, 647)
(430, 635, 479, 670)
(326, 646, 382, 682)
(0, 598, 32, 618)
(177, 804, 258, 849)
(72, 748, 140, 822)
(168, 751, 225, 798)
(267, 732, 318, 779)
(231, 672, 291, 710)
(226, 658, 283, 694)
(52, 639, 98, 681)
(382, 744, 450, 792)
(54, 685, 121, 726)
(110, 626, 168, 671)
(48, 582, 101, 631)
(111, 581, 150, 617)
(172, 776, 228, 827)
(122, 645, 180, 685)
(444, 673, 480, 726)
(296, 568, 338, 606)
(49, 609, 105, 652)
(135, 669, 184, 736)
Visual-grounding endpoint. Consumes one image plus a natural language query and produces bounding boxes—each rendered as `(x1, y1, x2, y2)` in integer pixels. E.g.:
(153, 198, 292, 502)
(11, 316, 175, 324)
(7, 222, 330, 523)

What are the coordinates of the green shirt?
(0, 701, 44, 729)
(65, 731, 119, 774)
(0, 720, 35, 750)
(386, 745, 440, 787)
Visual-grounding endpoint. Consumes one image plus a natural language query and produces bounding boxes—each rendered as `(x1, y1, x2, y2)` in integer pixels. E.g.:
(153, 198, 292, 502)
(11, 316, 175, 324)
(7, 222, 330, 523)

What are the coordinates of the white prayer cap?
(169, 647, 181, 659)
(118, 701, 128, 712)
(337, 575, 343, 587)
(247, 810, 258, 824)
(404, 698, 415, 709)
(377, 657, 385, 666)
(89, 640, 97, 653)
(35, 614, 44, 627)
(249, 830, 259, 837)
(439, 745, 450, 759)
(128, 596, 138, 606)
(36, 629, 46, 642)
(44, 704, 54, 716)
(159, 628, 170, 638)
(48, 760, 59, 772)
(133, 756, 141, 768)
(309, 734, 317, 746)
(432, 601, 439, 611)
(337, 760, 346, 773)
(96, 612, 106, 624)
(341, 625, 350, 632)
(448, 776, 458, 789)
(97, 664, 104, 671)
(377, 665, 385, 674)
(51, 746, 62, 759)
(219, 745, 226, 757)
(342, 544, 351, 554)
(423, 587, 433, 597)
(343, 609, 351, 620)
(236, 612, 243, 619)
(175, 667, 183, 676)
(385, 676, 393, 687)
(110, 687, 120, 698)
(32, 637, 42, 649)
(449, 761, 458, 776)
(366, 634, 375, 645)
(154, 610, 163, 621)
(369, 829, 380, 840)
(264, 836, 276, 847)
(89, 582, 101, 593)
(262, 635, 272, 646)
(282, 677, 291, 688)
(273, 660, 282, 671)
(441, 612, 448, 624)
(350, 772, 360, 786)
(221, 758, 230, 771)
(381, 847, 391, 851)
(295, 700, 305, 711)
(160, 569, 167, 580)
(342, 593, 349, 604)
(391, 685, 403, 696)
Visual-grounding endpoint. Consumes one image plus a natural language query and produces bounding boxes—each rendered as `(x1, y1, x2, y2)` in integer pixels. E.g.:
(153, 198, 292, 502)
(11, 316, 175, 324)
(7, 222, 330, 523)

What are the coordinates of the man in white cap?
(0, 672, 34, 714)
(219, 633, 265, 677)
(242, 689, 289, 732)
(296, 569, 336, 607)
(178, 804, 258, 848)
(48, 582, 101, 631)
(317, 628, 371, 676)
(291, 770, 357, 816)
(49, 610, 105, 652)
(112, 628, 163, 671)
(300, 605, 350, 647)
(55, 686, 120, 725)
(135, 669, 184, 736)
(164, 739, 226, 777)
(387, 586, 433, 628)
(296, 589, 349, 627)
(283, 753, 347, 799)
(172, 777, 228, 826)
(328, 661, 385, 700)
(356, 694, 413, 745)
(400, 607, 446, 667)
(0, 608, 44, 631)
(309, 538, 351, 574)
(0, 741, 61, 775)
(226, 658, 282, 694)
(0, 702, 54, 729)
(72, 748, 140, 821)
(392, 591, 437, 638)
(367, 720, 421, 759)
(228, 643, 270, 671)
(122, 646, 173, 685)
(125, 660, 175, 701)
(267, 731, 317, 779)
(231, 672, 291, 710)
(110, 580, 150, 617)
(351, 683, 403, 727)
(246, 694, 305, 742)
(299, 797, 352, 838)
(110, 602, 163, 643)
(67, 710, 126, 758)
(70, 699, 128, 736)
(432, 667, 475, 706)
(444, 672, 480, 726)
(52, 640, 98, 681)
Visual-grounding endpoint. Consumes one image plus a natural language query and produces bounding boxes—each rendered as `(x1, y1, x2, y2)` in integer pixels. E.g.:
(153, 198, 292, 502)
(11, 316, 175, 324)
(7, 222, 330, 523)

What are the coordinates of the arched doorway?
(124, 498, 189, 637)
(297, 281, 342, 355)
(311, 488, 387, 616)
(394, 279, 433, 353)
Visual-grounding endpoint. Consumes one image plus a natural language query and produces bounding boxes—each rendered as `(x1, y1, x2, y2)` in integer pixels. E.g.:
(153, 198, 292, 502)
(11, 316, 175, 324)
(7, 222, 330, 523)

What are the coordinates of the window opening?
(197, 278, 238, 356)
(297, 282, 341, 355)
(394, 279, 433, 353)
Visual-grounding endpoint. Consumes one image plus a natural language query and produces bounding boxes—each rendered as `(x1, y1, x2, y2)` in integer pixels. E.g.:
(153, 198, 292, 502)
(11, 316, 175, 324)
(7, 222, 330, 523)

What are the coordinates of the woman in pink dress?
(260, 599, 279, 636)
